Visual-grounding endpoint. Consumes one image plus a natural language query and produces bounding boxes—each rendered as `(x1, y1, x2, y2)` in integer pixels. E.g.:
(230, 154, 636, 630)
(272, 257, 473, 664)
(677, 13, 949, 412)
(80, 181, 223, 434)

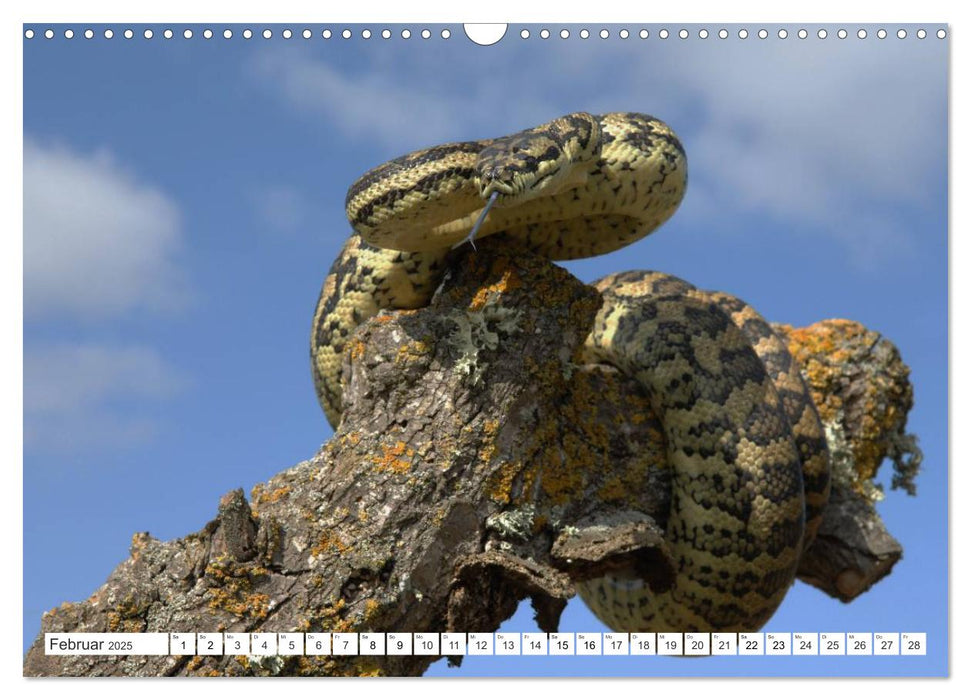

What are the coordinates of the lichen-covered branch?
(23, 237, 920, 677)
(773, 320, 921, 599)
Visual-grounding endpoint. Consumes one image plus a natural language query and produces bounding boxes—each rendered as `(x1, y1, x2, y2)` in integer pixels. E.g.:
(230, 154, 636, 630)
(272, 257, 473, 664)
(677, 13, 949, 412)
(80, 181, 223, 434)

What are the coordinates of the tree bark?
(23, 237, 920, 677)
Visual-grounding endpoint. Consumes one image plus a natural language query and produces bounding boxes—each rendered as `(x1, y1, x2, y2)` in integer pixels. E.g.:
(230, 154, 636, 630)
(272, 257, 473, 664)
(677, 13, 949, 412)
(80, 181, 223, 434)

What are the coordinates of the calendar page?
(21, 7, 948, 679)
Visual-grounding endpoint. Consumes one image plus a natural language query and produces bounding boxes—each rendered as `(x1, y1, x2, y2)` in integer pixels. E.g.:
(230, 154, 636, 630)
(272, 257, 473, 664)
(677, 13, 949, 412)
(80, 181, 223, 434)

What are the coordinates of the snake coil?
(311, 112, 830, 631)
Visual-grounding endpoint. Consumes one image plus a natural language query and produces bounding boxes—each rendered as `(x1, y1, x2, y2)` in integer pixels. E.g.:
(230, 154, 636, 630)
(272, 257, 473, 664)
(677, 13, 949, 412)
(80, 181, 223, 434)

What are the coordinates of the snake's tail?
(452, 191, 499, 251)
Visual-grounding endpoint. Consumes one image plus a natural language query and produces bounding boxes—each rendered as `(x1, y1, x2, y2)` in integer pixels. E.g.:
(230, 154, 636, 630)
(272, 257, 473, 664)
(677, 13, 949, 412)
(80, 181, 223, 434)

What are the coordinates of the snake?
(310, 112, 830, 632)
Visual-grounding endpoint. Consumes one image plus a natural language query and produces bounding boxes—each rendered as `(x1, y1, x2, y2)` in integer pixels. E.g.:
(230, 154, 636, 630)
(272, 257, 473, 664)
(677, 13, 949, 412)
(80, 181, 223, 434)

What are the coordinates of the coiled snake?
(311, 112, 830, 632)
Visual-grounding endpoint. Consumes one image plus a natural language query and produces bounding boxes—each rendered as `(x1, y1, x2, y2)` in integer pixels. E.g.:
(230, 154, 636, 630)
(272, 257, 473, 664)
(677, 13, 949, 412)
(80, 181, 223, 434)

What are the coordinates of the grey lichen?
(823, 412, 884, 503)
(889, 430, 923, 496)
(486, 504, 537, 543)
(444, 305, 521, 385)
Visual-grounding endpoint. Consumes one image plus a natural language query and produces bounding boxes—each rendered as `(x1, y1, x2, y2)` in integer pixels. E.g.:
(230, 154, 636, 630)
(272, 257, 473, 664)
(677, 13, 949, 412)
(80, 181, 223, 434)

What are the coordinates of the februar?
(47, 637, 104, 652)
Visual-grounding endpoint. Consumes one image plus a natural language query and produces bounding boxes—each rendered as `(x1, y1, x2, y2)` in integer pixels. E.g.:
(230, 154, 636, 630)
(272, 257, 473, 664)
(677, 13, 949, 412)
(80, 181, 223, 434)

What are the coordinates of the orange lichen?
(776, 319, 914, 494)
(468, 266, 523, 311)
(396, 339, 432, 364)
(363, 598, 381, 619)
(311, 531, 352, 558)
(597, 476, 630, 503)
(129, 532, 153, 560)
(251, 484, 291, 507)
(105, 592, 149, 633)
(307, 599, 356, 635)
(478, 442, 497, 463)
(537, 435, 585, 504)
(371, 440, 416, 474)
(349, 339, 367, 362)
(486, 460, 524, 505)
(204, 555, 270, 619)
(477, 418, 502, 464)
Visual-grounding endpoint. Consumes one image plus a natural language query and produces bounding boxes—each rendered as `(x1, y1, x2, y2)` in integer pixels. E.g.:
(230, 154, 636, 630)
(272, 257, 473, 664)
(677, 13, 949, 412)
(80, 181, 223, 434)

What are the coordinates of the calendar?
(21, 7, 949, 680)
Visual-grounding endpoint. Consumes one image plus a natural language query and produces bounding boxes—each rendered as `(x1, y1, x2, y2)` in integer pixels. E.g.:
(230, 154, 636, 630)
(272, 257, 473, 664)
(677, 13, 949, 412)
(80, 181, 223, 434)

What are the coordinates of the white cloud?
(24, 139, 189, 320)
(23, 343, 188, 453)
(562, 38, 946, 259)
(251, 50, 459, 148)
(653, 41, 944, 239)
(249, 48, 559, 151)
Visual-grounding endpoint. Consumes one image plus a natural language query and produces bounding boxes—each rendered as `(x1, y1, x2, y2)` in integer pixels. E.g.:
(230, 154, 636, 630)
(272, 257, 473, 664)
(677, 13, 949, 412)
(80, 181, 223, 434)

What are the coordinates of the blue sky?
(22, 23, 947, 677)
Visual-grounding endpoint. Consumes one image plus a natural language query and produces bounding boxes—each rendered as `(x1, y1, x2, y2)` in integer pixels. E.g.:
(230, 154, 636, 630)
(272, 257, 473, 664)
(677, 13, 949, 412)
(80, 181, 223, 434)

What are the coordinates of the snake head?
(476, 138, 542, 203)
(476, 112, 602, 205)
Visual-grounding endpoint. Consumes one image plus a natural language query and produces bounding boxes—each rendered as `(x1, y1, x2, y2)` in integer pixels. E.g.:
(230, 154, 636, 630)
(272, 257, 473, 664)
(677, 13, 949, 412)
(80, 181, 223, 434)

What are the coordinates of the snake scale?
(311, 112, 830, 632)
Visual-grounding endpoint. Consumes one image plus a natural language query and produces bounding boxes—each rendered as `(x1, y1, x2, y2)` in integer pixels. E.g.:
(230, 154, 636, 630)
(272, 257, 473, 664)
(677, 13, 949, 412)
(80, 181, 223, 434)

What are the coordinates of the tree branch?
(24, 237, 920, 676)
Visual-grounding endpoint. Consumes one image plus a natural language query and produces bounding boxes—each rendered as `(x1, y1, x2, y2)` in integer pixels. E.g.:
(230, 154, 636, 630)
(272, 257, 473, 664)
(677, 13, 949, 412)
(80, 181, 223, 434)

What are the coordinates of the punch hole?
(105, 29, 114, 39)
(463, 24, 507, 46)
(281, 29, 292, 39)
(64, 29, 74, 39)
(718, 29, 728, 39)
(84, 29, 94, 39)
(441, 29, 451, 39)
(818, 29, 827, 39)
(837, 29, 847, 39)
(302, 29, 311, 39)
(758, 29, 767, 39)
(342, 29, 352, 39)
(540, 29, 550, 40)
(620, 29, 630, 39)
(659, 29, 669, 39)
(143, 29, 153, 39)
(897, 29, 906, 39)
(600, 29, 609, 39)
(242, 29, 253, 39)
(698, 29, 708, 39)
(877, 29, 887, 39)
(858, 29, 867, 39)
(203, 29, 213, 39)
(579, 29, 589, 39)
(778, 29, 788, 39)
(164, 29, 173, 39)
(421, 29, 431, 39)
(124, 29, 133, 39)
(560, 29, 569, 39)
(737, 28, 748, 39)
(798, 28, 808, 39)
(917, 29, 926, 39)
(401, 29, 411, 39)
(24, 28, 34, 39)
(223, 29, 232, 39)
(520, 29, 529, 39)
(183, 29, 192, 39)
(640, 29, 649, 39)
(937, 29, 946, 38)
(362, 29, 372, 39)
(382, 29, 391, 39)
(322, 29, 332, 39)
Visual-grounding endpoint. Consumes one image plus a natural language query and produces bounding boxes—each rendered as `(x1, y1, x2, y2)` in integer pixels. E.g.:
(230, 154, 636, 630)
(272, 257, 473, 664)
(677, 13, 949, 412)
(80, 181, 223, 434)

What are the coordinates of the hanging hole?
(463, 24, 507, 46)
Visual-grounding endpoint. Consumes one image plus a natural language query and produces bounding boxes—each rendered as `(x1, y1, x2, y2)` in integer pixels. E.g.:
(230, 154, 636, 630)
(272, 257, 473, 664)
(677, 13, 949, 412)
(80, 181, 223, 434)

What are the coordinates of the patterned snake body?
(576, 271, 829, 630)
(311, 112, 830, 631)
